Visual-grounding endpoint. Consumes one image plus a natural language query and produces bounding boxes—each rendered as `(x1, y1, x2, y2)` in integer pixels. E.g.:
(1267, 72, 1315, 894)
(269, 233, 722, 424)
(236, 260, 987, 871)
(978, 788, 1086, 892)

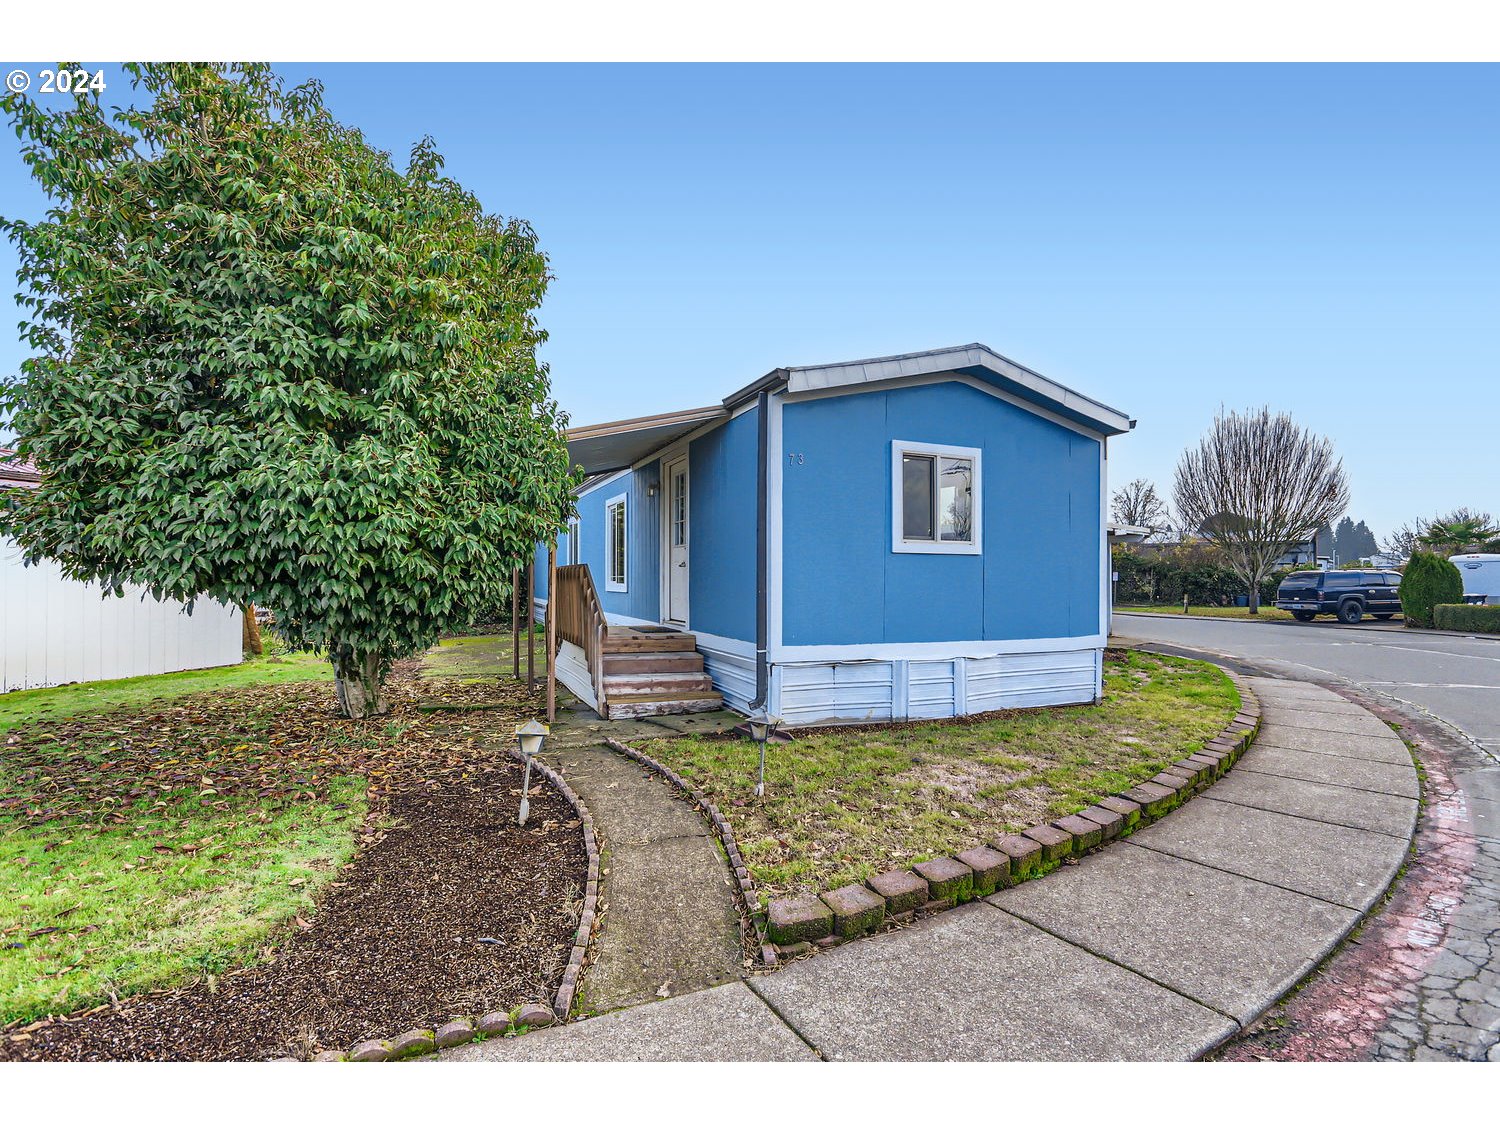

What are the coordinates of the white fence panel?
(0, 536, 242, 692)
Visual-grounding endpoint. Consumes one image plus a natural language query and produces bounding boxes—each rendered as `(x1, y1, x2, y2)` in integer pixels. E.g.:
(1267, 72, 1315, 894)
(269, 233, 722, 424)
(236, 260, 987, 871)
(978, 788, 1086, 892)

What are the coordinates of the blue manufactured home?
(536, 344, 1133, 726)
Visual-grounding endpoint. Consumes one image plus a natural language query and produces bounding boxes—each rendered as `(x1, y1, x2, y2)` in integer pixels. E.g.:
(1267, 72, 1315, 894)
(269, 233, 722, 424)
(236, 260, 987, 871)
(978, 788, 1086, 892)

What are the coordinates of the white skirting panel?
(697, 637, 757, 715)
(554, 639, 597, 711)
(770, 645, 1103, 726)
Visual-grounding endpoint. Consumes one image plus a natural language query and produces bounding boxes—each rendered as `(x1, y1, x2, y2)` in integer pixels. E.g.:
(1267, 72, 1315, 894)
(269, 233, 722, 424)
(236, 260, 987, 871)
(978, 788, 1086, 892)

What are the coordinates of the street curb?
(1114, 609, 1500, 642)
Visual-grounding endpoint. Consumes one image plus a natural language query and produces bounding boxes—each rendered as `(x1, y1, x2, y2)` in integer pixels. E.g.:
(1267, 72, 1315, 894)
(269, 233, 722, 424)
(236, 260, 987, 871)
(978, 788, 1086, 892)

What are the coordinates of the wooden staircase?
(601, 627, 725, 719)
(550, 564, 724, 720)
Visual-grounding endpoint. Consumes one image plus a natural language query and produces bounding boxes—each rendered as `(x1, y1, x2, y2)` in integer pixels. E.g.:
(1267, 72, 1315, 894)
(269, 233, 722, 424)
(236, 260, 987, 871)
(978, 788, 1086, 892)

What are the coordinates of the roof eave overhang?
(565, 404, 728, 476)
(773, 343, 1134, 436)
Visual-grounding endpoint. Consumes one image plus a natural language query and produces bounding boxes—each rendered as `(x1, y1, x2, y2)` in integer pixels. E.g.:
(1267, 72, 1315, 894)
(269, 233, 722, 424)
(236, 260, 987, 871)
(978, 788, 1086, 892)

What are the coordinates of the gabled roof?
(565, 343, 1132, 475)
(734, 343, 1133, 435)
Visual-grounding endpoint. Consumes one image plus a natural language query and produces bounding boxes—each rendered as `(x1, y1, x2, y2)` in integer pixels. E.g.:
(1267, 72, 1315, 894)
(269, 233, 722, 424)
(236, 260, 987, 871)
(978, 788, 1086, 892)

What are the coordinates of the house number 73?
(787, 452, 805, 464)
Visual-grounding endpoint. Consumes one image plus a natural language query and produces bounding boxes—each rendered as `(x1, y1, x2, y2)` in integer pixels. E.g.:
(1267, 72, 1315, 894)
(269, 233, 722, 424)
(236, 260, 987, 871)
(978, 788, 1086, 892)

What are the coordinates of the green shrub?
(1433, 603, 1500, 634)
(1398, 552, 1464, 627)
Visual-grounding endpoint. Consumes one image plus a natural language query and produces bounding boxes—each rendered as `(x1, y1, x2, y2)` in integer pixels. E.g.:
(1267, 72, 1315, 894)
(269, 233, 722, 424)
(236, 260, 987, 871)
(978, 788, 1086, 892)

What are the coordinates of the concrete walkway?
(446, 676, 1416, 1060)
(514, 698, 745, 1015)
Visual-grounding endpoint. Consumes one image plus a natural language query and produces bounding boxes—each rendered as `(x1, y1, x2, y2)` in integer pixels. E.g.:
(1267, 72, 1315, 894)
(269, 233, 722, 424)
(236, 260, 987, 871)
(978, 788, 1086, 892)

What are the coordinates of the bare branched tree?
(1173, 407, 1350, 613)
(1111, 478, 1172, 540)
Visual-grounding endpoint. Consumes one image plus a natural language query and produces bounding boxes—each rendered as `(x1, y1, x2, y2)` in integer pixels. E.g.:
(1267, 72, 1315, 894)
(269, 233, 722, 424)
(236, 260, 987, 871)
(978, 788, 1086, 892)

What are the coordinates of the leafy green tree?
(1398, 551, 1464, 627)
(1333, 517, 1379, 563)
(1418, 509, 1498, 555)
(0, 64, 575, 716)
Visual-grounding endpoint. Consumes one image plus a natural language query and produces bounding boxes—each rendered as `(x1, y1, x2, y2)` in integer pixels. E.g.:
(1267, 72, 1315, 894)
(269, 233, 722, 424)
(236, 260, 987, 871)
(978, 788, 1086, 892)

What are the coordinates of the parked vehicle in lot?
(1275, 569, 1404, 623)
(1450, 554, 1500, 605)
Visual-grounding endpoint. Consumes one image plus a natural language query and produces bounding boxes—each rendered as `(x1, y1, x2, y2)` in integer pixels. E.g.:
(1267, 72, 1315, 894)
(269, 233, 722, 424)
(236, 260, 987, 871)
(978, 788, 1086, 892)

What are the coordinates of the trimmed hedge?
(1399, 551, 1464, 627)
(1433, 604, 1500, 634)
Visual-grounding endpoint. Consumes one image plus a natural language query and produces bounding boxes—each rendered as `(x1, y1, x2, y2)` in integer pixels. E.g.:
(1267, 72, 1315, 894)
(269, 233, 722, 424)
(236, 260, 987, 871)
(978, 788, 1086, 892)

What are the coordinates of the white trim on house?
(778, 344, 1131, 436)
(776, 633, 1107, 663)
(604, 492, 628, 593)
(1098, 436, 1110, 697)
(890, 439, 983, 556)
(768, 390, 785, 663)
(660, 452, 690, 626)
(574, 467, 632, 502)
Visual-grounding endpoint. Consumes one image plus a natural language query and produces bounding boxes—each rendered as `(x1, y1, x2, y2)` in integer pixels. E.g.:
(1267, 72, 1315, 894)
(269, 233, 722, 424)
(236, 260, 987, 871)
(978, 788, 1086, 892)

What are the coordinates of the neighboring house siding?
(687, 407, 758, 643)
(780, 381, 1102, 647)
(1, 536, 242, 692)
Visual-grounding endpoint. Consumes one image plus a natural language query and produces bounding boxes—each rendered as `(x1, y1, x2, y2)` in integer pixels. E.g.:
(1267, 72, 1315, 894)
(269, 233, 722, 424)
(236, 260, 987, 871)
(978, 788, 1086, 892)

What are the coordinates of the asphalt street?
(1111, 614, 1500, 758)
(1113, 611, 1500, 1061)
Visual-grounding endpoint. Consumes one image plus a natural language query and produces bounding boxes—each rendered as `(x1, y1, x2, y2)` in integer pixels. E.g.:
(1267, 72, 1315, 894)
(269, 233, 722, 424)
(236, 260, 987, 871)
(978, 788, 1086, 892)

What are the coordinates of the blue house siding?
(780, 382, 1101, 648)
(541, 461, 661, 623)
(687, 407, 759, 643)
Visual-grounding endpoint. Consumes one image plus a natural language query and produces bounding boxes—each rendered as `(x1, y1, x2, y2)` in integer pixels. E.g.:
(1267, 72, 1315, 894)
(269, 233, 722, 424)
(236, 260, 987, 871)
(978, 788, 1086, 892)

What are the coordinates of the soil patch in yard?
(2, 645, 585, 1059)
(636, 649, 1239, 900)
(2, 757, 584, 1061)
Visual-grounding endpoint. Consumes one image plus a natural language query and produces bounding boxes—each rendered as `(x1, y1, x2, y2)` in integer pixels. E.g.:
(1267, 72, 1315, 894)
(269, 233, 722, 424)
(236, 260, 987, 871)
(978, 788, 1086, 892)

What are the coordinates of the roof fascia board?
(782, 344, 1130, 435)
(783, 371, 1106, 443)
(566, 404, 725, 443)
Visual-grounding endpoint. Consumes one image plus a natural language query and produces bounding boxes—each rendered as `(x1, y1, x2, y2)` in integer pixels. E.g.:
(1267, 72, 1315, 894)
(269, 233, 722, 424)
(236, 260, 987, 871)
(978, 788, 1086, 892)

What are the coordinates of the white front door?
(665, 456, 689, 624)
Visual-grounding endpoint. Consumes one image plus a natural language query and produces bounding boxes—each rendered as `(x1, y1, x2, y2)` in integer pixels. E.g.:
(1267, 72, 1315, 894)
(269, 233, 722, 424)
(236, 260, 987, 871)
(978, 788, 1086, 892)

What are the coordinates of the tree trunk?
(242, 605, 263, 655)
(332, 646, 389, 719)
(1248, 587, 1260, 615)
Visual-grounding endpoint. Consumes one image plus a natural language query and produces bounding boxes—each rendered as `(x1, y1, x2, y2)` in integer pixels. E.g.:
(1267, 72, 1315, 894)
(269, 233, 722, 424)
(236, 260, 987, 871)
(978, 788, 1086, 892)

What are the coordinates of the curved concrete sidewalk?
(444, 675, 1416, 1061)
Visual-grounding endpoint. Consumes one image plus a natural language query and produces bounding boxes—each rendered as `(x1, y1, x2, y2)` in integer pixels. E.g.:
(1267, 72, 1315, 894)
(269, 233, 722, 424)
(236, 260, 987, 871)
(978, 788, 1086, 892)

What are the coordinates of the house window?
(891, 441, 982, 555)
(605, 494, 628, 591)
(671, 469, 687, 548)
(566, 518, 580, 566)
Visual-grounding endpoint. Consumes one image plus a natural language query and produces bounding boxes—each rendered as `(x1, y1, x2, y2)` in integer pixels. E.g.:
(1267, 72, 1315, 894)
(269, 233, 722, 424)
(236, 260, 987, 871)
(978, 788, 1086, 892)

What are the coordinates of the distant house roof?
(0, 448, 39, 490)
(566, 343, 1133, 475)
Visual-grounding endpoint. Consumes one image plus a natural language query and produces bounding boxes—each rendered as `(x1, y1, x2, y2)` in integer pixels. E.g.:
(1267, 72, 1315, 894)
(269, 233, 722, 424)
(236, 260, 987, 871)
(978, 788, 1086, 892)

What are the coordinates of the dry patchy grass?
(638, 649, 1238, 900)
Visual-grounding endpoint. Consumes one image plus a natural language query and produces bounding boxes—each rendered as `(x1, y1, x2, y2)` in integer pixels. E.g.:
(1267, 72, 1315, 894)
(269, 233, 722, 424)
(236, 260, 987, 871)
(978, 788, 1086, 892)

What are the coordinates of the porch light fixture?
(748, 712, 780, 798)
(515, 719, 549, 826)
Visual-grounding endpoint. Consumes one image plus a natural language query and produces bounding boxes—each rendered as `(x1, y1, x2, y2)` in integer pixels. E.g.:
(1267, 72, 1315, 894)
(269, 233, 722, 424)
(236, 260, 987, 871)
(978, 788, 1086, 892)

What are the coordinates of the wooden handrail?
(553, 563, 610, 718)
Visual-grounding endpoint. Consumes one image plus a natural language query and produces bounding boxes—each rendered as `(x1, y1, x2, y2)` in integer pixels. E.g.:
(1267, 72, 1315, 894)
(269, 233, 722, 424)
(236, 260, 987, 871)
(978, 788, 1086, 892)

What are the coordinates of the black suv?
(1275, 570, 1403, 624)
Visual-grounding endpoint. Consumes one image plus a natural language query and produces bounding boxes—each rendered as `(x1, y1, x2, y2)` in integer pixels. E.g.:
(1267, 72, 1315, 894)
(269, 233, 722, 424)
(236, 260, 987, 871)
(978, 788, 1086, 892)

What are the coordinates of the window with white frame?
(891, 441, 982, 554)
(604, 494, 628, 590)
(566, 518, 580, 566)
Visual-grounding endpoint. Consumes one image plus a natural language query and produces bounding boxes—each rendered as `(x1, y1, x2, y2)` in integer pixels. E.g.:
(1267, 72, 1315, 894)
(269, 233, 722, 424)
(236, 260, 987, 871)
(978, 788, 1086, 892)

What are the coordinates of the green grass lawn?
(1, 638, 537, 1029)
(0, 651, 331, 736)
(1118, 604, 1296, 621)
(637, 650, 1239, 901)
(2, 778, 363, 1026)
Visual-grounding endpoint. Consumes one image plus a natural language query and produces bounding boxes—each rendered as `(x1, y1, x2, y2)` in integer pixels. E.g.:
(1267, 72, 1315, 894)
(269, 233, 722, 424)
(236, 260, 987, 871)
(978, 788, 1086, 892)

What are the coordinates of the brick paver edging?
(755, 669, 1261, 956)
(277, 752, 602, 1062)
(601, 736, 774, 966)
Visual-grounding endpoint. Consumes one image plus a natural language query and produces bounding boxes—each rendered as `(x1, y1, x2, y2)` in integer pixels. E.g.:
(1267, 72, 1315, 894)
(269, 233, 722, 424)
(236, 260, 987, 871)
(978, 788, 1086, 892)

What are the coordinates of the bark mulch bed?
(1, 662, 587, 1062)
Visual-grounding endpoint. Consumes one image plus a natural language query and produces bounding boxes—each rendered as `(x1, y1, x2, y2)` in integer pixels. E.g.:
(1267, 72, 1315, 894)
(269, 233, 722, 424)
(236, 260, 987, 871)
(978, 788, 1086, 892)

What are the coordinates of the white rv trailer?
(1451, 554, 1500, 605)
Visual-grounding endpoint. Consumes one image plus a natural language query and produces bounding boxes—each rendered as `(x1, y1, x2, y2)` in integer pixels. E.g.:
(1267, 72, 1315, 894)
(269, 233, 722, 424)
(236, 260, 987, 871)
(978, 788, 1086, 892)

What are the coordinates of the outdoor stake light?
(515, 719, 549, 826)
(748, 712, 780, 798)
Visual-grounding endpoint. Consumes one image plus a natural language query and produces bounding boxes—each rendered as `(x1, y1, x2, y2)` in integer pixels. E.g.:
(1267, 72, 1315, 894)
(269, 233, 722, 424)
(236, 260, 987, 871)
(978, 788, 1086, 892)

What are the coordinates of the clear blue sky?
(2, 63, 1495, 543)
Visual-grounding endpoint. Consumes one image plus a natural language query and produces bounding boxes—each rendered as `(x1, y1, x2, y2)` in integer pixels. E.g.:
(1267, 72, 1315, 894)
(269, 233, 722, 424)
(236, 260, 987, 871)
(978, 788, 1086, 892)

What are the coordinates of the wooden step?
(606, 694, 726, 720)
(604, 673, 717, 697)
(603, 628, 699, 654)
(603, 651, 705, 675)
